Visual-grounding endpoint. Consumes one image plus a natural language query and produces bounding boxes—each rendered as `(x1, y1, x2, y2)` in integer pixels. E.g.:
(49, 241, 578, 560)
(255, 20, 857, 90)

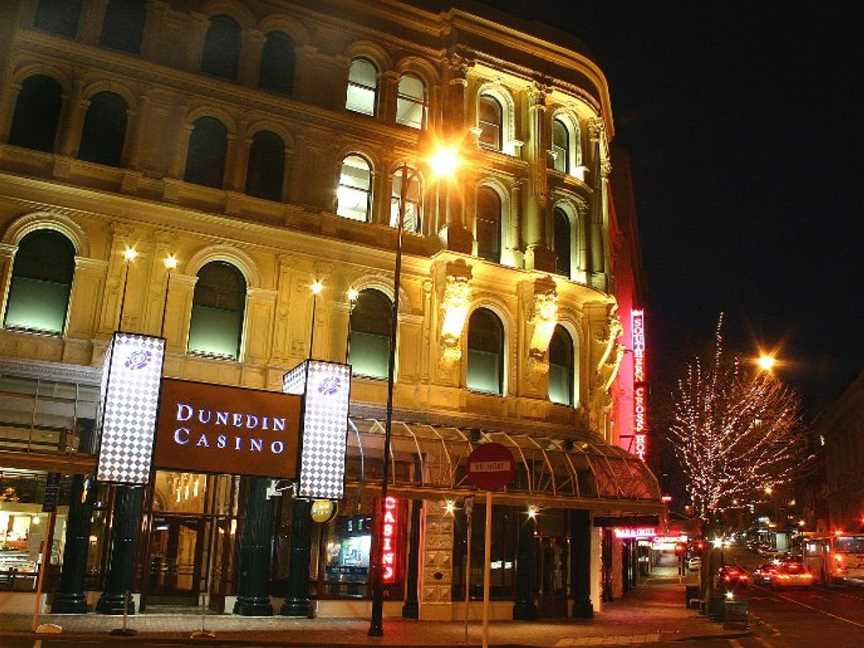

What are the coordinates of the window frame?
(345, 58, 379, 117)
(395, 74, 427, 130)
(336, 154, 374, 222)
(77, 91, 129, 167)
(477, 94, 503, 152)
(475, 186, 502, 264)
(200, 14, 242, 81)
(552, 118, 570, 174)
(548, 325, 575, 407)
(187, 261, 246, 361)
(348, 288, 393, 380)
(553, 207, 572, 278)
(466, 307, 505, 396)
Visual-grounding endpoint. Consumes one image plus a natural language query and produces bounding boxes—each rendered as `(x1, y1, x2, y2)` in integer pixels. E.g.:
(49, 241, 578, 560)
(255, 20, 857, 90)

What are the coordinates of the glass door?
(148, 515, 203, 602)
(537, 536, 568, 617)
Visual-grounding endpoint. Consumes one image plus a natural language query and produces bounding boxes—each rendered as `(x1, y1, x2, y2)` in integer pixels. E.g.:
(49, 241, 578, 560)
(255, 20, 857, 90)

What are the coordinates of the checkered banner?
(96, 332, 165, 485)
(283, 360, 351, 500)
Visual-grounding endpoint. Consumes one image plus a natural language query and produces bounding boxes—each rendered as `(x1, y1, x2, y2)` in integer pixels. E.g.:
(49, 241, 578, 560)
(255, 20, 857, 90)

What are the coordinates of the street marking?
(759, 587, 864, 629)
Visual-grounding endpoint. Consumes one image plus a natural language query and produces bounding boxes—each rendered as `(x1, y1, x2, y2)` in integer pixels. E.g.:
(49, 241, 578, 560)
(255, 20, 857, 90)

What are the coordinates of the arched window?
(8, 75, 63, 152)
(337, 155, 373, 221)
(99, 0, 146, 53)
(77, 92, 128, 167)
(554, 207, 571, 278)
(34, 0, 81, 38)
(467, 308, 504, 395)
(552, 118, 569, 174)
(345, 58, 378, 116)
(396, 74, 426, 129)
(259, 31, 295, 95)
(4, 230, 75, 334)
(548, 325, 575, 406)
(245, 130, 284, 201)
(183, 117, 228, 188)
(478, 94, 502, 151)
(188, 261, 245, 359)
(349, 289, 392, 378)
(476, 186, 502, 263)
(390, 167, 422, 232)
(201, 15, 241, 80)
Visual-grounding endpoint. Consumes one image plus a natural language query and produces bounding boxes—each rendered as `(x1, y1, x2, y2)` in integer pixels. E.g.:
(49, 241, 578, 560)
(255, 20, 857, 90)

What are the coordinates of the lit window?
(476, 186, 502, 263)
(8, 75, 63, 153)
(552, 118, 569, 174)
(187, 262, 245, 360)
(467, 308, 504, 395)
(553, 208, 571, 278)
(349, 289, 392, 379)
(390, 167, 422, 232)
(478, 95, 502, 151)
(396, 74, 426, 129)
(337, 155, 373, 222)
(549, 326, 575, 406)
(77, 92, 128, 167)
(346, 58, 378, 116)
(201, 15, 241, 80)
(4, 230, 75, 335)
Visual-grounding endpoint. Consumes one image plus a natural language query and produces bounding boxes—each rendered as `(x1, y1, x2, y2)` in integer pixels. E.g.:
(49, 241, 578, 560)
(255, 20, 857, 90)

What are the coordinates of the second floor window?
(548, 325, 575, 406)
(99, 0, 146, 53)
(476, 186, 502, 263)
(245, 130, 285, 202)
(349, 289, 392, 379)
(188, 261, 245, 360)
(184, 117, 228, 189)
(346, 58, 378, 116)
(201, 15, 241, 80)
(77, 92, 128, 167)
(552, 118, 569, 174)
(34, 0, 81, 38)
(396, 74, 426, 129)
(478, 94, 503, 151)
(553, 207, 571, 278)
(337, 155, 373, 222)
(259, 31, 295, 95)
(9, 75, 62, 153)
(467, 308, 504, 395)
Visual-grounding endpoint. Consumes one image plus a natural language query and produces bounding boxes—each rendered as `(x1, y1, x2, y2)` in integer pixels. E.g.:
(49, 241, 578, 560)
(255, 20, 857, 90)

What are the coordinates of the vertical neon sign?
(381, 496, 399, 583)
(632, 310, 647, 461)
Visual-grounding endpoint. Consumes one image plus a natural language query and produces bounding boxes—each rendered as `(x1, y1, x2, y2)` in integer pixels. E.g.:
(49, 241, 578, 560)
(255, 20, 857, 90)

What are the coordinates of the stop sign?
(466, 443, 515, 490)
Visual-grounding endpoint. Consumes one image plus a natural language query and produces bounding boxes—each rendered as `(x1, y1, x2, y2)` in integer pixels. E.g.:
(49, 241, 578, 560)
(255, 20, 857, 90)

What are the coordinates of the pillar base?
(401, 600, 419, 618)
(95, 592, 135, 615)
(51, 591, 88, 614)
(571, 600, 593, 619)
(512, 601, 537, 620)
(279, 597, 312, 618)
(233, 595, 273, 616)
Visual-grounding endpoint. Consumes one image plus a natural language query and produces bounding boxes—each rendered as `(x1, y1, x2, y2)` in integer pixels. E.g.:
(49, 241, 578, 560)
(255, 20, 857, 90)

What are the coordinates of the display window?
(452, 503, 518, 600)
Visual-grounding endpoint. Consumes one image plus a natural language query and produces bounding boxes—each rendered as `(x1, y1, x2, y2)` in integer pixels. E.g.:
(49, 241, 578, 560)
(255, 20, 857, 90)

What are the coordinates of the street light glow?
(310, 280, 323, 296)
(123, 247, 138, 262)
(764, 486, 774, 495)
(163, 254, 177, 270)
(347, 287, 359, 303)
(757, 354, 776, 372)
(427, 146, 461, 179)
(527, 505, 539, 520)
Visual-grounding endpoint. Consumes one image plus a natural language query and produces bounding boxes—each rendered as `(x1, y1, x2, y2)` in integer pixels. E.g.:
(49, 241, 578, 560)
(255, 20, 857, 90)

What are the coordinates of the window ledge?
(186, 351, 240, 363)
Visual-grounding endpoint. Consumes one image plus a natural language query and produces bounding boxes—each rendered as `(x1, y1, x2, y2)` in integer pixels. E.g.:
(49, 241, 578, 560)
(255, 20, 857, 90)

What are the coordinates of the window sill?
(3, 326, 63, 338)
(187, 351, 239, 363)
(466, 388, 503, 398)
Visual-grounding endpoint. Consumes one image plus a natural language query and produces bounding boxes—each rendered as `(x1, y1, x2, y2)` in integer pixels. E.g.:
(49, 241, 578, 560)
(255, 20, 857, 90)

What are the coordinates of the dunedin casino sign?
(631, 309, 648, 462)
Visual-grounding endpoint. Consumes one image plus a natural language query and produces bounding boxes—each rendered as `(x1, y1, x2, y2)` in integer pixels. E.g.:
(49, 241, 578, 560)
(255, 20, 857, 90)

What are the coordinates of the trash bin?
(724, 599, 749, 626)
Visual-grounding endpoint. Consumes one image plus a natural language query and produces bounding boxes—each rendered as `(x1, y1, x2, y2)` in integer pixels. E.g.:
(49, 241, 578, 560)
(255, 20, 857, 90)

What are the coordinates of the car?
(717, 565, 750, 588)
(767, 562, 813, 588)
(752, 563, 778, 585)
(687, 557, 702, 571)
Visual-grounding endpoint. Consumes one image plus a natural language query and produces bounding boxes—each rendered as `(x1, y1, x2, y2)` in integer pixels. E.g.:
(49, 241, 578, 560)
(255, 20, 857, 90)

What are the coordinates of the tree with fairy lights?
(667, 316, 804, 523)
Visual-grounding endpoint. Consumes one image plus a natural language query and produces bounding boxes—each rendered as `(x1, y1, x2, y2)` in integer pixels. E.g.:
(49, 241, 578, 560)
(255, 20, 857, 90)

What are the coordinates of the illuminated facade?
(0, 0, 659, 622)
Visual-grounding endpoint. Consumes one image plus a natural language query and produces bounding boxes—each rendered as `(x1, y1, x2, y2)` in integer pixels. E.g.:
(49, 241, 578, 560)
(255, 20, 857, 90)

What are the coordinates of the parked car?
(767, 562, 813, 588)
(716, 565, 750, 588)
(687, 557, 702, 571)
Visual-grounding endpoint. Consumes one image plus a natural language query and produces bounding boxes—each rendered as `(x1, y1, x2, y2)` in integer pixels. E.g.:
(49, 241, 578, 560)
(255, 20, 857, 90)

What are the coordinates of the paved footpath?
(0, 579, 743, 647)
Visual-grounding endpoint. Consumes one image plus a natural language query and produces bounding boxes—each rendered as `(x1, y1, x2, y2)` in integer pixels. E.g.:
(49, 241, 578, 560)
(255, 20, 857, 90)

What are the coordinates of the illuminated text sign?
(614, 527, 656, 539)
(382, 496, 399, 583)
(632, 310, 647, 461)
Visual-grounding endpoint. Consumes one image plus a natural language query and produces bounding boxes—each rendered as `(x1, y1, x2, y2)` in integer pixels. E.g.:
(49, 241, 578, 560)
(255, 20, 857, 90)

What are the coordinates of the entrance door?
(148, 516, 204, 604)
(537, 536, 568, 617)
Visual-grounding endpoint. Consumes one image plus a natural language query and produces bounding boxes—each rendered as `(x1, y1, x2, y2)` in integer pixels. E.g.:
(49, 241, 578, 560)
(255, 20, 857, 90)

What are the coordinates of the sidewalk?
(0, 579, 742, 647)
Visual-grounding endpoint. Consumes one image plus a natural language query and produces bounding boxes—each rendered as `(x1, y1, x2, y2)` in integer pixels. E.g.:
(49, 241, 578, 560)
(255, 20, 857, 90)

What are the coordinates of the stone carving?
(527, 275, 558, 359)
(439, 259, 472, 363)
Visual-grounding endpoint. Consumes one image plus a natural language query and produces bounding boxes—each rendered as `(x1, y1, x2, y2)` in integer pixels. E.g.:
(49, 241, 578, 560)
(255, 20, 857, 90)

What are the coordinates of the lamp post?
(308, 279, 323, 360)
(368, 145, 461, 637)
(159, 254, 177, 338)
(345, 287, 359, 363)
(117, 246, 137, 329)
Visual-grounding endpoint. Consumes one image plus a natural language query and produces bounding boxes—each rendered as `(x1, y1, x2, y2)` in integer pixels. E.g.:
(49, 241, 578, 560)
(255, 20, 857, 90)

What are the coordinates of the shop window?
(548, 325, 575, 406)
(183, 117, 228, 188)
(201, 15, 241, 80)
(467, 308, 504, 395)
(4, 230, 75, 335)
(395, 74, 426, 129)
(8, 75, 63, 153)
(476, 186, 502, 263)
(187, 261, 245, 360)
(336, 155, 373, 221)
(345, 58, 378, 116)
(390, 166, 422, 232)
(99, 0, 146, 53)
(349, 289, 392, 379)
(452, 504, 517, 600)
(34, 0, 81, 38)
(552, 118, 569, 174)
(478, 94, 502, 151)
(553, 207, 571, 278)
(259, 31, 295, 95)
(245, 130, 284, 201)
(77, 92, 128, 167)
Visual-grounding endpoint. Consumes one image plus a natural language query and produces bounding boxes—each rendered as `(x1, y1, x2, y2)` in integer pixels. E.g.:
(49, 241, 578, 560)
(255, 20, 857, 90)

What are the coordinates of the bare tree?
(667, 316, 804, 522)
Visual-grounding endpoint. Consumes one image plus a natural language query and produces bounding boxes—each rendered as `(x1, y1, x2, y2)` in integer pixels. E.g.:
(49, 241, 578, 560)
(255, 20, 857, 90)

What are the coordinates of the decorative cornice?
(0, 355, 102, 385)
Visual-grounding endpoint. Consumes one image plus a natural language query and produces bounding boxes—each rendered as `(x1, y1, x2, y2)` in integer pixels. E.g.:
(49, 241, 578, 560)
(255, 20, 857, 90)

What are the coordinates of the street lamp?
(160, 254, 177, 338)
(756, 353, 776, 373)
(345, 287, 360, 362)
(117, 247, 138, 328)
(368, 144, 462, 637)
(308, 280, 323, 360)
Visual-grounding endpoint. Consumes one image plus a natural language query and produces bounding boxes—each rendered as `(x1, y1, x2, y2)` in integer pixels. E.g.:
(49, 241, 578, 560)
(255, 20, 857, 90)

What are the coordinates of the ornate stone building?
(0, 0, 659, 622)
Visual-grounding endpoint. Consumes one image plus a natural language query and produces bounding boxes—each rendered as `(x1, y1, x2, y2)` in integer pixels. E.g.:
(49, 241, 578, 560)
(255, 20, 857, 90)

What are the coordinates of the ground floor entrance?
(146, 515, 203, 606)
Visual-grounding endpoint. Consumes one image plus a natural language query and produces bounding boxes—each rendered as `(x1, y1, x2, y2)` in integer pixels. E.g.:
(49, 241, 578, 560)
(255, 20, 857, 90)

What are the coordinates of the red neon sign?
(614, 527, 656, 539)
(632, 310, 647, 461)
(381, 496, 399, 583)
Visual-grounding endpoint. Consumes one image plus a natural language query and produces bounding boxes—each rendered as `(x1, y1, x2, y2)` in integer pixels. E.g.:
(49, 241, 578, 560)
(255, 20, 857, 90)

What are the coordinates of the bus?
(802, 533, 864, 585)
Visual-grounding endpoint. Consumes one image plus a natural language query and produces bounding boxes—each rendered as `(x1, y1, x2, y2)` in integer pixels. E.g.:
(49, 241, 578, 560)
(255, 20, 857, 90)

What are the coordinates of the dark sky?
(490, 1, 863, 412)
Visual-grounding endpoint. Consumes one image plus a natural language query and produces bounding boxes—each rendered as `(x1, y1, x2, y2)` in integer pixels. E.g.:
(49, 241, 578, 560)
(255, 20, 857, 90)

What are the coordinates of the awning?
(344, 417, 663, 515)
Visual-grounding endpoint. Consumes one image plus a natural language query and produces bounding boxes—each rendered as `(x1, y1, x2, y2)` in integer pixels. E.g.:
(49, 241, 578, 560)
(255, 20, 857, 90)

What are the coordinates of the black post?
(401, 499, 422, 618)
(280, 498, 313, 617)
(52, 475, 95, 613)
(96, 485, 144, 614)
(569, 510, 593, 618)
(233, 477, 274, 616)
(513, 512, 536, 620)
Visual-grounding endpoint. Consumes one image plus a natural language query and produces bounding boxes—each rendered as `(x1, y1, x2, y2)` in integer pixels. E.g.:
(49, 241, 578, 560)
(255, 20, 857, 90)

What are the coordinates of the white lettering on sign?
(614, 527, 656, 539)
(470, 461, 510, 473)
(631, 310, 648, 461)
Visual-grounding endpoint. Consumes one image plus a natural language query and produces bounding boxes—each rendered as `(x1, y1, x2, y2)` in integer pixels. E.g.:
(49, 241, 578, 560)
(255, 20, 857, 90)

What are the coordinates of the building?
(0, 0, 660, 622)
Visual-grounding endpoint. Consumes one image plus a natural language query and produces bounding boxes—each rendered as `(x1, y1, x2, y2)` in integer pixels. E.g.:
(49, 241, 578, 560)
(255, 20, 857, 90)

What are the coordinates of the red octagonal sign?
(466, 443, 515, 491)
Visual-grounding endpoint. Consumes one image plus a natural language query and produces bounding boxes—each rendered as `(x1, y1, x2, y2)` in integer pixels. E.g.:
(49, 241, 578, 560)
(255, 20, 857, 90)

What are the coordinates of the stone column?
(243, 287, 276, 364)
(95, 223, 135, 337)
(52, 474, 95, 613)
(79, 0, 109, 46)
(224, 131, 245, 193)
(58, 82, 88, 158)
(0, 243, 17, 322)
(184, 13, 210, 73)
(96, 486, 144, 614)
(123, 96, 150, 169)
(280, 498, 312, 617)
(587, 118, 607, 287)
(233, 477, 274, 616)
(401, 499, 423, 618)
(66, 257, 108, 339)
(141, 1, 169, 61)
(522, 82, 555, 273)
(379, 70, 399, 124)
(291, 45, 318, 105)
(513, 513, 537, 620)
(162, 272, 197, 354)
(0, 82, 22, 144)
(240, 29, 265, 89)
(168, 110, 193, 180)
(373, 155, 393, 226)
(569, 509, 593, 618)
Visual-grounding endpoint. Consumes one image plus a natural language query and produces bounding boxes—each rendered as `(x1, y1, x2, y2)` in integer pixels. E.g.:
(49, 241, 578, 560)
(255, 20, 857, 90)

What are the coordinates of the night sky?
(490, 1, 863, 413)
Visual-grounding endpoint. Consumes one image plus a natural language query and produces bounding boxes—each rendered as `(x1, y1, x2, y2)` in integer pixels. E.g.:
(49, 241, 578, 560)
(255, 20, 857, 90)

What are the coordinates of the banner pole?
(464, 496, 473, 643)
(482, 490, 492, 648)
